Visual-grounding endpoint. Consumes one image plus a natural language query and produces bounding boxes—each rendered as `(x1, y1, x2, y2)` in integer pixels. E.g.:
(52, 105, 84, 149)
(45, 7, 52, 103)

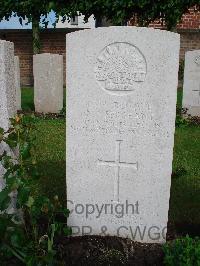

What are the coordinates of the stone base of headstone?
(183, 107, 200, 117)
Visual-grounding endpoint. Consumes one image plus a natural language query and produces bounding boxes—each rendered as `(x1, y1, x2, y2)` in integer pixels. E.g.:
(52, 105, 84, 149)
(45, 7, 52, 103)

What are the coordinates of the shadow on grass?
(35, 160, 66, 204)
(21, 87, 35, 111)
(169, 173, 200, 236)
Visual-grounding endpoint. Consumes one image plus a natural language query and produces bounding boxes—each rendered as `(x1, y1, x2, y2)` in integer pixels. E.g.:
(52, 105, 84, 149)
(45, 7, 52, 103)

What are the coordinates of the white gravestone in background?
(0, 40, 16, 131)
(33, 53, 63, 113)
(66, 27, 180, 243)
(0, 40, 16, 211)
(14, 56, 21, 110)
(183, 50, 200, 117)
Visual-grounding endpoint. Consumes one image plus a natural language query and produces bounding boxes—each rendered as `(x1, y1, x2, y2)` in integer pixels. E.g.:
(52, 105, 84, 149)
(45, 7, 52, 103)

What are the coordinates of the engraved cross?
(98, 140, 138, 203)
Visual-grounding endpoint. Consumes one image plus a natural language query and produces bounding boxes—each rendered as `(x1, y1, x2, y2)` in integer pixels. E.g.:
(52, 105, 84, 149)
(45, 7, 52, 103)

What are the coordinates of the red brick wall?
(0, 28, 81, 86)
(40, 30, 67, 87)
(173, 7, 200, 29)
(0, 30, 33, 86)
(179, 30, 200, 60)
(0, 27, 199, 86)
(142, 6, 200, 29)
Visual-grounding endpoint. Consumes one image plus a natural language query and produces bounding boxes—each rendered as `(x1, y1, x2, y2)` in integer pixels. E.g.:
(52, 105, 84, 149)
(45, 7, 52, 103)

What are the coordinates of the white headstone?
(0, 40, 16, 130)
(183, 50, 200, 117)
(33, 53, 63, 113)
(66, 27, 180, 243)
(0, 40, 16, 194)
(14, 56, 21, 110)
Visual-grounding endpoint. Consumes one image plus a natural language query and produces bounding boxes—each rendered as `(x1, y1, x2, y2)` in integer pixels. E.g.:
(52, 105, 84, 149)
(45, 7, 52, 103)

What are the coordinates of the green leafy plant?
(176, 114, 190, 127)
(58, 0, 199, 30)
(163, 235, 200, 266)
(176, 106, 200, 127)
(176, 105, 190, 127)
(0, 0, 57, 54)
(0, 0, 198, 55)
(59, 106, 66, 118)
(0, 114, 71, 265)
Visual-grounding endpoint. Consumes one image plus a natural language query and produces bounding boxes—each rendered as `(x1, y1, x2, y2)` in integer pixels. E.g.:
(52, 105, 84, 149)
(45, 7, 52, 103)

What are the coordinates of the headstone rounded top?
(66, 26, 180, 39)
(34, 53, 62, 57)
(186, 49, 200, 54)
(0, 40, 13, 44)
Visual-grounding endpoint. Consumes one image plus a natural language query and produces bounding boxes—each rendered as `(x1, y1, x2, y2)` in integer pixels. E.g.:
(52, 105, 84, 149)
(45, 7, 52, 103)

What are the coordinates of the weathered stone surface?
(0, 40, 16, 211)
(33, 53, 63, 113)
(0, 40, 16, 130)
(14, 56, 21, 110)
(66, 27, 180, 243)
(183, 50, 200, 117)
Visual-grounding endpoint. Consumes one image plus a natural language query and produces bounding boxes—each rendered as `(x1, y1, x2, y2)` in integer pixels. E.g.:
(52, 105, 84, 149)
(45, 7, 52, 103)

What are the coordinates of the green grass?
(170, 125, 200, 224)
(21, 88, 66, 202)
(33, 118, 66, 202)
(21, 87, 34, 111)
(21, 87, 200, 226)
(169, 88, 200, 224)
(177, 88, 183, 109)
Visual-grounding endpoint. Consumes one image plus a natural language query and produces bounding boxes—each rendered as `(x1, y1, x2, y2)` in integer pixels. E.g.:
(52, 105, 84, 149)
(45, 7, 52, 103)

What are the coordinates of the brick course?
(0, 28, 81, 86)
(135, 6, 200, 30)
(180, 30, 200, 59)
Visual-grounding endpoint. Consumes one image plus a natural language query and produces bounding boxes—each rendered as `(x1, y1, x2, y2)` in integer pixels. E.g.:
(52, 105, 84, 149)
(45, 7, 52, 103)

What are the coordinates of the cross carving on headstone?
(98, 140, 138, 203)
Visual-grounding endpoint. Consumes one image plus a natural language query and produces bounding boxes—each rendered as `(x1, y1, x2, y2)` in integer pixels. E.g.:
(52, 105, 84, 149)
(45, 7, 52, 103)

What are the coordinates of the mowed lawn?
(170, 89, 200, 226)
(21, 88, 200, 228)
(21, 88, 66, 202)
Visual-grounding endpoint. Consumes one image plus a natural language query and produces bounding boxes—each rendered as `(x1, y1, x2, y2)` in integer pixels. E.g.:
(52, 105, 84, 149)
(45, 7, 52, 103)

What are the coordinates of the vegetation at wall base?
(163, 235, 200, 266)
(0, 115, 71, 265)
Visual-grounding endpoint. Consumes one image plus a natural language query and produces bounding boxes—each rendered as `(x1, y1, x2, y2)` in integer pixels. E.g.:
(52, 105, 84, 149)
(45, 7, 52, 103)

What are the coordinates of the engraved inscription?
(95, 42, 147, 94)
(98, 140, 138, 203)
(195, 55, 200, 66)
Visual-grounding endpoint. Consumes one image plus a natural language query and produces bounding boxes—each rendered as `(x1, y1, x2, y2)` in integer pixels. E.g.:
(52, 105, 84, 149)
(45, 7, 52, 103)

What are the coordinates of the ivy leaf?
(17, 186, 30, 206)
(26, 196, 34, 208)
(63, 226, 72, 236)
(0, 215, 10, 238)
(63, 208, 70, 218)
(20, 142, 31, 159)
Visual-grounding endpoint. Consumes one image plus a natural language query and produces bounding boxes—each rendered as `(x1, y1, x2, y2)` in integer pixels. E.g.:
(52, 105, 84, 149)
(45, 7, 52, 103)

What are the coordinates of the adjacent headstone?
(66, 27, 180, 243)
(14, 56, 21, 110)
(0, 40, 16, 211)
(0, 40, 16, 131)
(183, 50, 200, 117)
(33, 53, 63, 113)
